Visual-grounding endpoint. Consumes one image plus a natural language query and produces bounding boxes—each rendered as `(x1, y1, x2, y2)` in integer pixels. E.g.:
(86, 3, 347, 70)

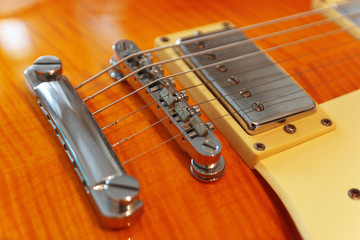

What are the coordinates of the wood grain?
(0, 0, 359, 239)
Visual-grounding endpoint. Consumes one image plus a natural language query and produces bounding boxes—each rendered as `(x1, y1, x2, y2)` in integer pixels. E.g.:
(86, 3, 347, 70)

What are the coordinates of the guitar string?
(121, 66, 360, 166)
(83, 11, 352, 103)
(88, 4, 359, 163)
(74, 3, 339, 90)
(111, 50, 360, 145)
(100, 37, 355, 130)
(90, 23, 357, 116)
(115, 30, 360, 164)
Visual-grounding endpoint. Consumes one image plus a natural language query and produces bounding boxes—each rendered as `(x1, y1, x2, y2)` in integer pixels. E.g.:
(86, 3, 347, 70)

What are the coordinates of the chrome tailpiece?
(24, 56, 143, 228)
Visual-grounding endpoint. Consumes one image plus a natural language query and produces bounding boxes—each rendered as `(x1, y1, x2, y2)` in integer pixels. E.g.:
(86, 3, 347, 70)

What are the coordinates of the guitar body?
(1, 0, 359, 239)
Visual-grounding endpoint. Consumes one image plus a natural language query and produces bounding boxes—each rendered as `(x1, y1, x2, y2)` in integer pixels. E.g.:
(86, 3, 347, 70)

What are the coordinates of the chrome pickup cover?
(178, 29, 316, 135)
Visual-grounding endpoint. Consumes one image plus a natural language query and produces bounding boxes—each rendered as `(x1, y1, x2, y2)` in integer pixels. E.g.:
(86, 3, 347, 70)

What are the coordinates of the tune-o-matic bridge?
(24, 41, 226, 228)
(109, 40, 225, 182)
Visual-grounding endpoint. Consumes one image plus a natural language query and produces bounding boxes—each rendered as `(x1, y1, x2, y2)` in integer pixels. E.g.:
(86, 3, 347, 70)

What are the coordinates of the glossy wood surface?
(1, 0, 359, 239)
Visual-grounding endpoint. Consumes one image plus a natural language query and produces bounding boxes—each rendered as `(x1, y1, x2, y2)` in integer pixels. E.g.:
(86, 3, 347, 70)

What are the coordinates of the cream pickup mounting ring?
(154, 22, 336, 168)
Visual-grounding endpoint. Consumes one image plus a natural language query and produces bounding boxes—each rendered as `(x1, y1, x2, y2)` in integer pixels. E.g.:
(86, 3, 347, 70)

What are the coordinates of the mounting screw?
(239, 89, 251, 98)
(227, 76, 239, 85)
(196, 41, 205, 50)
(321, 118, 332, 126)
(205, 53, 216, 60)
(252, 102, 265, 112)
(160, 36, 169, 42)
(284, 124, 296, 134)
(193, 31, 202, 37)
(254, 143, 265, 151)
(348, 188, 360, 200)
(222, 22, 231, 29)
(217, 65, 228, 72)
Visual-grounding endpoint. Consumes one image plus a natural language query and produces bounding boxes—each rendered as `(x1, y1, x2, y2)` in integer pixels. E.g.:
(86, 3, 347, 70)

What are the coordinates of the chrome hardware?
(178, 29, 316, 135)
(25, 56, 143, 228)
(348, 188, 360, 200)
(111, 40, 225, 182)
(206, 122, 215, 132)
(227, 76, 239, 85)
(254, 142, 266, 151)
(191, 106, 202, 116)
(284, 124, 297, 134)
(239, 89, 252, 98)
(321, 118, 333, 126)
(216, 65, 228, 72)
(252, 102, 265, 112)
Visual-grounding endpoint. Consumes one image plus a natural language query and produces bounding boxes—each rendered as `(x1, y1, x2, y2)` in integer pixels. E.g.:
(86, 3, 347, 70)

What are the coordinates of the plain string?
(100, 36, 356, 130)
(110, 50, 360, 146)
(83, 11, 351, 103)
(120, 65, 360, 165)
(75, 3, 341, 90)
(91, 22, 358, 116)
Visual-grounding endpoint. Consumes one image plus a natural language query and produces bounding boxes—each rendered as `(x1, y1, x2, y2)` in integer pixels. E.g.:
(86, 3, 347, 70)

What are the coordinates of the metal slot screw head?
(160, 36, 169, 42)
(105, 175, 140, 212)
(201, 140, 218, 154)
(348, 188, 360, 200)
(252, 102, 264, 112)
(284, 124, 296, 134)
(206, 53, 216, 60)
(254, 143, 265, 151)
(33, 56, 62, 80)
(239, 89, 251, 98)
(217, 65, 228, 72)
(196, 41, 206, 50)
(227, 76, 239, 85)
(321, 118, 332, 126)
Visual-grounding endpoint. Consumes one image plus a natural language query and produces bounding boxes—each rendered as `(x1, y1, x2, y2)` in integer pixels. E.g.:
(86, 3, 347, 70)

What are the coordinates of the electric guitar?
(1, 0, 359, 239)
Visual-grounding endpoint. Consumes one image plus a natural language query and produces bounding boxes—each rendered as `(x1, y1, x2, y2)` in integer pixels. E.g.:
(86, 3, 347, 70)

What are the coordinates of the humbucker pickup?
(177, 29, 316, 135)
(154, 22, 335, 168)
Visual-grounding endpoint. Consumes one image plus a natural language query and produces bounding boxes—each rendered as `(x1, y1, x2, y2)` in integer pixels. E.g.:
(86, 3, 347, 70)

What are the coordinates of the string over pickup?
(24, 56, 143, 228)
(110, 40, 225, 182)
